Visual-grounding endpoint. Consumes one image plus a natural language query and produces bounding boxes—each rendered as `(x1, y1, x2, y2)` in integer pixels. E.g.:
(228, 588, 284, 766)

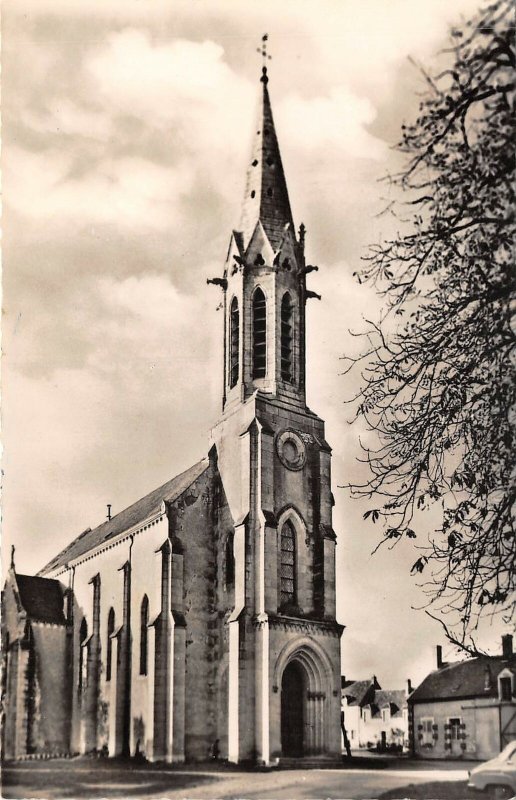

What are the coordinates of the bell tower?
(217, 65, 319, 412)
(209, 59, 342, 766)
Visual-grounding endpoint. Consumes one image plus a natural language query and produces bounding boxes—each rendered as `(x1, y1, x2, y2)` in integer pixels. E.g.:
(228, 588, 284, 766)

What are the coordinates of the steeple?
(208, 54, 321, 412)
(240, 66, 296, 252)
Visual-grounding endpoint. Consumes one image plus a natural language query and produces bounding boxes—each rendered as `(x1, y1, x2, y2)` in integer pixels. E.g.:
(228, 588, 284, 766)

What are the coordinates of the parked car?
(467, 740, 516, 798)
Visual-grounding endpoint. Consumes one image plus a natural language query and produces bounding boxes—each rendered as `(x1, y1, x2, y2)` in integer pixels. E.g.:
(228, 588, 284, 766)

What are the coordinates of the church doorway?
(281, 660, 305, 756)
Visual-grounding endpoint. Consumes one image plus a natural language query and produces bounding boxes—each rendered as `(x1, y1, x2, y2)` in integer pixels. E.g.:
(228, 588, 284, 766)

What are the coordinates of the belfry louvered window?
(281, 292, 293, 382)
(106, 608, 115, 682)
(280, 520, 296, 605)
(229, 297, 239, 388)
(252, 288, 267, 378)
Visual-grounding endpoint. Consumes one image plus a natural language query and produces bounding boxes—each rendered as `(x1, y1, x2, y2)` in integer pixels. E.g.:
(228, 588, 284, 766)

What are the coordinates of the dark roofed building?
(409, 636, 516, 760)
(1, 569, 69, 757)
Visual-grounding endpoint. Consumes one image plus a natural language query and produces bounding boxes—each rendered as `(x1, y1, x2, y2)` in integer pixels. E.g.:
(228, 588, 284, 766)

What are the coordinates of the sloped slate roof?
(40, 458, 209, 575)
(342, 679, 377, 707)
(410, 655, 516, 702)
(375, 689, 407, 717)
(16, 574, 66, 625)
(240, 75, 295, 252)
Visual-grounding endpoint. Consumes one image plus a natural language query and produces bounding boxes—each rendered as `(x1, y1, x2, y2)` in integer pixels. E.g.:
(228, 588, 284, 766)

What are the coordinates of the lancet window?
(140, 595, 149, 676)
(280, 520, 296, 605)
(229, 297, 239, 388)
(106, 608, 115, 682)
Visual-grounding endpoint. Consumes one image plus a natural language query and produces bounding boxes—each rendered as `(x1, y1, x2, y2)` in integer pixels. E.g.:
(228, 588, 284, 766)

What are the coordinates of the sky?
(2, 0, 505, 689)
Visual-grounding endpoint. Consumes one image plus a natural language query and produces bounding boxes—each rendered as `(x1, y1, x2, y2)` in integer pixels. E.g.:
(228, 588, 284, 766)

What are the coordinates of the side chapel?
(2, 61, 344, 764)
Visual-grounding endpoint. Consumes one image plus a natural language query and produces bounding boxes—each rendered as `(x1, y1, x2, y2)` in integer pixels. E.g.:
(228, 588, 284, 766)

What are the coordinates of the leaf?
(411, 557, 428, 575)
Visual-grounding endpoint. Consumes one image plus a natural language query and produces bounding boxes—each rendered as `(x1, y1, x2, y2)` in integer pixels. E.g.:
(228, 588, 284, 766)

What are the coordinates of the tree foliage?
(346, 0, 515, 652)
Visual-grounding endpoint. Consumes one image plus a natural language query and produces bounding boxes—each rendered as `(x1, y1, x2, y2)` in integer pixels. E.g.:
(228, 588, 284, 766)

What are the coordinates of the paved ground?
(1, 757, 476, 800)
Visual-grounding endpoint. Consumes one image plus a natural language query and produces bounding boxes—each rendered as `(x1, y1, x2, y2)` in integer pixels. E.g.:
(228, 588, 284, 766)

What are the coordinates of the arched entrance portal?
(275, 637, 336, 758)
(281, 660, 305, 756)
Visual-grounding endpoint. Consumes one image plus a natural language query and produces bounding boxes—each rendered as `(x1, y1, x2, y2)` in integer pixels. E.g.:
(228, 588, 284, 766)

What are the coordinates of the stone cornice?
(266, 613, 344, 638)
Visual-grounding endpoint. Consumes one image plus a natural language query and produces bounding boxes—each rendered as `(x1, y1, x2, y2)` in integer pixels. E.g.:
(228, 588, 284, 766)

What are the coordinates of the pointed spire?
(240, 62, 295, 252)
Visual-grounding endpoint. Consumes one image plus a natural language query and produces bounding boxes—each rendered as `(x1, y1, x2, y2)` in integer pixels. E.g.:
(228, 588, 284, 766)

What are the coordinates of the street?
(1, 758, 476, 800)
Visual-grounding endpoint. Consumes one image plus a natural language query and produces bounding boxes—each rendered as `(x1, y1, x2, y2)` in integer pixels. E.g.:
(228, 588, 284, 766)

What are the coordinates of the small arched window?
(280, 521, 296, 605)
(140, 595, 149, 676)
(229, 297, 239, 388)
(106, 608, 115, 682)
(79, 618, 88, 693)
(225, 534, 235, 588)
(281, 293, 293, 382)
(252, 288, 267, 378)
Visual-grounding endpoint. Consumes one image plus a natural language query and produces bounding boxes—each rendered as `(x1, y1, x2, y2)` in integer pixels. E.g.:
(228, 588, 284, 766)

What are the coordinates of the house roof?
(342, 678, 379, 707)
(342, 679, 407, 715)
(40, 458, 209, 575)
(375, 689, 407, 713)
(15, 574, 67, 625)
(410, 655, 516, 703)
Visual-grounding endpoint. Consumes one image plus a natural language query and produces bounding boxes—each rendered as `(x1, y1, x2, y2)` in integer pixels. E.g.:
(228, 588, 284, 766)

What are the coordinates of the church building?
(2, 61, 344, 765)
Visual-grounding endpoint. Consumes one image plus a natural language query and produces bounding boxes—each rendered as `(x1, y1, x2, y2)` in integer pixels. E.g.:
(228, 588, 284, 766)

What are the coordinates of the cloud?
(5, 146, 194, 230)
(278, 88, 386, 160)
(86, 31, 253, 156)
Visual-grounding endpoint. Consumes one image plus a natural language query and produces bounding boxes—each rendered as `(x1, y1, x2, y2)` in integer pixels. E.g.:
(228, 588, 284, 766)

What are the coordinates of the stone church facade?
(2, 64, 343, 764)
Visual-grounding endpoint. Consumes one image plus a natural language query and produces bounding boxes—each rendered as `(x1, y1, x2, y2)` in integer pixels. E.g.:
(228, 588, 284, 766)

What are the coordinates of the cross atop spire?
(257, 33, 271, 84)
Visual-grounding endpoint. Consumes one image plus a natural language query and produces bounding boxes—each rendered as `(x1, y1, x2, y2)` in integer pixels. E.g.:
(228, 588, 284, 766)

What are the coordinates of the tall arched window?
(280, 521, 296, 605)
(281, 293, 293, 382)
(252, 288, 267, 378)
(229, 297, 239, 388)
(140, 595, 149, 676)
(79, 618, 88, 693)
(225, 533, 235, 588)
(106, 608, 115, 682)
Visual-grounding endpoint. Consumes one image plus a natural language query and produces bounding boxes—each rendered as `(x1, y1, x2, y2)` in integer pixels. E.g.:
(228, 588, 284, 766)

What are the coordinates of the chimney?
(341, 675, 346, 687)
(484, 665, 492, 691)
(436, 645, 443, 669)
(407, 678, 413, 695)
(502, 634, 513, 659)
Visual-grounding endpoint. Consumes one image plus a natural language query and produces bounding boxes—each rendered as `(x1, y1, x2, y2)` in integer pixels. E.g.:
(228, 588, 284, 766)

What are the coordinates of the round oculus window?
(276, 430, 306, 470)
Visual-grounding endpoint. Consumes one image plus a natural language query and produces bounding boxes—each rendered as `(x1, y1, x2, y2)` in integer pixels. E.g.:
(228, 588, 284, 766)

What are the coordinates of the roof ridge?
(39, 457, 209, 575)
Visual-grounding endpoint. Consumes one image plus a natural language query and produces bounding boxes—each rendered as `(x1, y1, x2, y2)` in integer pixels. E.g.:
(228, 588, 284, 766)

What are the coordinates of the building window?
(78, 618, 88, 693)
(420, 717, 434, 746)
(280, 520, 296, 605)
(229, 297, 239, 388)
(140, 596, 149, 676)
(252, 288, 266, 378)
(281, 292, 293, 382)
(449, 717, 461, 740)
(225, 534, 235, 588)
(500, 677, 512, 701)
(106, 608, 115, 682)
(382, 708, 389, 723)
